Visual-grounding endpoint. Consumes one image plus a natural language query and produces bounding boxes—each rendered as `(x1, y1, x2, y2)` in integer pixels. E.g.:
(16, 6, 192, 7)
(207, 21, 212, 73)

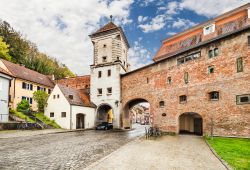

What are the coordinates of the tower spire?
(110, 15, 113, 22)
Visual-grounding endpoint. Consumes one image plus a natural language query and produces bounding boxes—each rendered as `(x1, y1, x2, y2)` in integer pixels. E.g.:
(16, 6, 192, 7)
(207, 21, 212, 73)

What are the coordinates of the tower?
(89, 17, 130, 128)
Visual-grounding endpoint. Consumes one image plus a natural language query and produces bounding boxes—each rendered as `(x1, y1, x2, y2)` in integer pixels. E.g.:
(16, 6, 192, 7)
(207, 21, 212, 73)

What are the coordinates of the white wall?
(0, 74, 11, 122)
(71, 105, 95, 129)
(45, 85, 71, 129)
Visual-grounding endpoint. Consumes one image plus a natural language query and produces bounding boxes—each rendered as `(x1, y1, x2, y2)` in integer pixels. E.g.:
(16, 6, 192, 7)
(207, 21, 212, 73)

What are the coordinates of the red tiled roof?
(55, 75, 90, 90)
(92, 22, 118, 35)
(58, 84, 95, 108)
(1, 59, 54, 87)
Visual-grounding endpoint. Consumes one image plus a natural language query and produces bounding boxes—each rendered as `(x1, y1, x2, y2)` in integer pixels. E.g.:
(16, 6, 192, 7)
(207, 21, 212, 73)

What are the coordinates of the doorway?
(76, 113, 85, 129)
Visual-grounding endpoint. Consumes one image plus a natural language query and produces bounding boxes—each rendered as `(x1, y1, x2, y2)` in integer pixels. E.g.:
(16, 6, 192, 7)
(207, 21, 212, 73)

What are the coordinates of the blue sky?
(0, 0, 248, 75)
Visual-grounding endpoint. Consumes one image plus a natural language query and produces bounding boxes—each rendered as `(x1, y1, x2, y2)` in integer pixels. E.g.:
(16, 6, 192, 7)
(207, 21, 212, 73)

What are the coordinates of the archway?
(123, 98, 151, 129)
(96, 104, 113, 125)
(179, 112, 203, 136)
(76, 113, 85, 129)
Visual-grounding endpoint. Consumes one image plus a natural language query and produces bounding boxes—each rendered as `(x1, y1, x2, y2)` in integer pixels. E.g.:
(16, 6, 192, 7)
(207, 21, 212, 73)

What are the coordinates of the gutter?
(70, 104, 72, 130)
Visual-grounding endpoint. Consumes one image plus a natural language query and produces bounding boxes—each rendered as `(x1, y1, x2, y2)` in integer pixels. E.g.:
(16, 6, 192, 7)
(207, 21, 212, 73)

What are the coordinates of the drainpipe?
(70, 105, 72, 130)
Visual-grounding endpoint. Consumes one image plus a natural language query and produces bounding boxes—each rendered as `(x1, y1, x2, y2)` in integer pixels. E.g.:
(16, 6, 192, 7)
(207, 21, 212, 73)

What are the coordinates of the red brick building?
(121, 4, 250, 136)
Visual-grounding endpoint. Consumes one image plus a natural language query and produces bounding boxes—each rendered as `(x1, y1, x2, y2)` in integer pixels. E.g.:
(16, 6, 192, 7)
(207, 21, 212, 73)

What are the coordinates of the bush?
(17, 100, 30, 112)
(33, 91, 48, 112)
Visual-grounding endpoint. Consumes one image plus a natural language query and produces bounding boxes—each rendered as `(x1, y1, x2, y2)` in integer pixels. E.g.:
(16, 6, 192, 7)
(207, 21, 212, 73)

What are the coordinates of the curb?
(83, 135, 144, 170)
(204, 139, 233, 170)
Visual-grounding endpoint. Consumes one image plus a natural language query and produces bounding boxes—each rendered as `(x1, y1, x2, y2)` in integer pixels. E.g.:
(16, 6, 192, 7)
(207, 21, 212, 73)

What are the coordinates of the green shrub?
(17, 100, 30, 112)
(33, 91, 48, 112)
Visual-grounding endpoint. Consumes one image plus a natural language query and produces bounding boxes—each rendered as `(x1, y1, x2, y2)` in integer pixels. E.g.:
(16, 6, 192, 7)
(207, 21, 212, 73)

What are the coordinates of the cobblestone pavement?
(0, 125, 147, 170)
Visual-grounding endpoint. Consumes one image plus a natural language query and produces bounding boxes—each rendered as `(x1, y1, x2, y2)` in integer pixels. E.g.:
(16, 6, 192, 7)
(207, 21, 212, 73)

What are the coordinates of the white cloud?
(172, 18, 197, 30)
(128, 40, 152, 70)
(0, 0, 133, 75)
(138, 16, 149, 23)
(166, 32, 176, 36)
(138, 15, 167, 33)
(180, 0, 249, 18)
(139, 0, 155, 7)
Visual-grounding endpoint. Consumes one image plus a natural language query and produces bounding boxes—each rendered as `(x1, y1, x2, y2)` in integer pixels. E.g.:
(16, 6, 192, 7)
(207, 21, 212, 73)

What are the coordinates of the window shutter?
(237, 57, 243, 72)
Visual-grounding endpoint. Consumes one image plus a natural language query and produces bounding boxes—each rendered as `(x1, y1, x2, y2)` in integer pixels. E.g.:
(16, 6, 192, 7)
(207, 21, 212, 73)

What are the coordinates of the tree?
(17, 100, 30, 112)
(0, 36, 11, 61)
(33, 91, 49, 112)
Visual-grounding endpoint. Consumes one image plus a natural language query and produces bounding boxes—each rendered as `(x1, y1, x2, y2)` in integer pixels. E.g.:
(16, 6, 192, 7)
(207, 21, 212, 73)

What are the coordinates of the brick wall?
(121, 30, 250, 137)
(55, 75, 90, 90)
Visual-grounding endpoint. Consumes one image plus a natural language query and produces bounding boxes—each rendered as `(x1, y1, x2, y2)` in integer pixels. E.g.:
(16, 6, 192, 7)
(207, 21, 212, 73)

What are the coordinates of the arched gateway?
(122, 98, 151, 129)
(96, 104, 113, 124)
(178, 112, 203, 136)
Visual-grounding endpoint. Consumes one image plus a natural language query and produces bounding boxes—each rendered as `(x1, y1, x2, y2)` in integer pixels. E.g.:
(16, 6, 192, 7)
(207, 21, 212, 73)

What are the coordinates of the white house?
(0, 68, 12, 122)
(45, 84, 96, 129)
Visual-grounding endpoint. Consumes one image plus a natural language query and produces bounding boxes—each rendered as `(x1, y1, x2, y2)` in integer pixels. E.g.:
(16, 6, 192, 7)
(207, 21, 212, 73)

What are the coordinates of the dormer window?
(69, 95, 73, 100)
(102, 56, 107, 62)
(203, 24, 215, 35)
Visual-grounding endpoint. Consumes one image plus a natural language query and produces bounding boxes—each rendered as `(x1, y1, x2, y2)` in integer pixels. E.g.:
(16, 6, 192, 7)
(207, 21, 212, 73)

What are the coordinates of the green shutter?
(237, 57, 243, 72)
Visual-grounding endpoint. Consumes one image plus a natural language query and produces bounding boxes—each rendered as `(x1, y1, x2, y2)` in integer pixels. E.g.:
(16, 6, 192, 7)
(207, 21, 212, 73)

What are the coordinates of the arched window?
(209, 91, 219, 100)
(214, 48, 219, 56)
(159, 101, 165, 107)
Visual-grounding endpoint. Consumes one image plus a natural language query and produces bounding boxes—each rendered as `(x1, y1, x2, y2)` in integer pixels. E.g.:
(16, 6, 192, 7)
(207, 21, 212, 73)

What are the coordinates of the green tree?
(33, 90, 49, 112)
(17, 100, 30, 112)
(0, 36, 11, 61)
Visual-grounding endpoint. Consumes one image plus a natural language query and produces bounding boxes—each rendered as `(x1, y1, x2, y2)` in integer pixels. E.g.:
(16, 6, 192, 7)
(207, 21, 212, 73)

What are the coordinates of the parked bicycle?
(145, 126, 162, 139)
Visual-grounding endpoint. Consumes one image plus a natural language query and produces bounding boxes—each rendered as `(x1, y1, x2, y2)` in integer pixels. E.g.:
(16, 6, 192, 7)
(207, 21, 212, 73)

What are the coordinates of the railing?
(0, 114, 9, 122)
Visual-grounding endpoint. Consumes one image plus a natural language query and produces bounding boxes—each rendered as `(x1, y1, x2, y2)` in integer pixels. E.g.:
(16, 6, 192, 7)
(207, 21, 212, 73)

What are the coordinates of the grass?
(33, 112, 61, 129)
(10, 110, 35, 123)
(206, 137, 250, 170)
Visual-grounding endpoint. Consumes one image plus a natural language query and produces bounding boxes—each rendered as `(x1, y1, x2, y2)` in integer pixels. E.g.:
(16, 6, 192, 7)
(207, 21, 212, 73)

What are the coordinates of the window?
(214, 48, 219, 56)
(108, 69, 111, 77)
(107, 87, 112, 94)
(208, 66, 214, 74)
(237, 57, 243, 72)
(98, 88, 102, 95)
(167, 77, 172, 84)
(209, 91, 219, 101)
(147, 77, 149, 83)
(184, 72, 189, 84)
(208, 48, 219, 58)
(50, 112, 54, 117)
(248, 36, 250, 46)
(208, 50, 213, 58)
(57, 94, 59, 98)
(61, 112, 66, 118)
(21, 96, 33, 104)
(236, 94, 250, 105)
(53, 95, 56, 99)
(177, 52, 201, 65)
(69, 95, 73, 100)
(98, 71, 102, 78)
(22, 82, 33, 90)
(102, 56, 107, 62)
(117, 56, 120, 60)
(48, 89, 51, 94)
(159, 101, 165, 107)
(203, 24, 215, 35)
(179, 95, 187, 103)
(103, 44, 107, 48)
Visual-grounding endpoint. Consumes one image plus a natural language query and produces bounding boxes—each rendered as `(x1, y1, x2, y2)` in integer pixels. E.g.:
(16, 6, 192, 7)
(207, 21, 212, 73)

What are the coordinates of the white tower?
(89, 17, 130, 128)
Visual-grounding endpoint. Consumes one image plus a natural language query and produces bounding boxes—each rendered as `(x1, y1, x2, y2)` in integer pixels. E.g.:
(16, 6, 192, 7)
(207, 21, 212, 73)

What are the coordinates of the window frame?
(61, 112, 66, 118)
(209, 91, 219, 101)
(179, 95, 187, 104)
(97, 88, 102, 96)
(50, 112, 54, 117)
(159, 101, 165, 107)
(236, 94, 250, 105)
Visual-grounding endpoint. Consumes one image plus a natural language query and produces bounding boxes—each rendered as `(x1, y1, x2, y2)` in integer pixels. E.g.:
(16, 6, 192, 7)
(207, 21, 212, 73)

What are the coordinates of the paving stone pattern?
(0, 129, 144, 170)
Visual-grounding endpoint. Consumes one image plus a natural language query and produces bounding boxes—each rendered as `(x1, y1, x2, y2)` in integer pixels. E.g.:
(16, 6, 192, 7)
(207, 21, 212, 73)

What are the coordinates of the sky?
(0, 0, 248, 75)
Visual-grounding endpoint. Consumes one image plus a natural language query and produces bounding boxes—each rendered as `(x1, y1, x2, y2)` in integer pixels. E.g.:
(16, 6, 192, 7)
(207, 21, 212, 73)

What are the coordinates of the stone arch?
(122, 98, 151, 129)
(96, 103, 114, 125)
(178, 112, 203, 136)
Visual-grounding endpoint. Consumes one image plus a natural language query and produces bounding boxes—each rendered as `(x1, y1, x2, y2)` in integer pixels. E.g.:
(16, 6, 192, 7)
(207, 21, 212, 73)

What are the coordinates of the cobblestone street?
(0, 125, 146, 170)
